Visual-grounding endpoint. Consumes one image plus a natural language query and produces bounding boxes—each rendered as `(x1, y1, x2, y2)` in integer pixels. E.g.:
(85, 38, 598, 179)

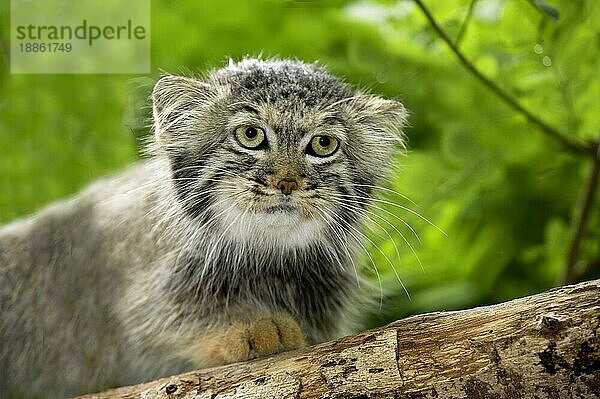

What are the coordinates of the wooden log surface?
(77, 279, 600, 399)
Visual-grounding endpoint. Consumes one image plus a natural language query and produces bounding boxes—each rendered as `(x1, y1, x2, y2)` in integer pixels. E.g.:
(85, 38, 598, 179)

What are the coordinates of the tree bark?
(77, 279, 600, 399)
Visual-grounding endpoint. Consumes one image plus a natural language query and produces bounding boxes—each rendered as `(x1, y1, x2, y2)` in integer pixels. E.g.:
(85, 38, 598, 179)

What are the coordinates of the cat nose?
(277, 178, 298, 195)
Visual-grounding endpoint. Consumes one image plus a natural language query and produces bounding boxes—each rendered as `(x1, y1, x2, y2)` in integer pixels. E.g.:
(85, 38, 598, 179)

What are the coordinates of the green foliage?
(1, 0, 598, 329)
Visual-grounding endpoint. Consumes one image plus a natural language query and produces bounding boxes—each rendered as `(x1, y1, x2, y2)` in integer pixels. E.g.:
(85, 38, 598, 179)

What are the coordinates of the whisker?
(333, 193, 422, 245)
(337, 193, 447, 237)
(336, 212, 411, 302)
(327, 211, 385, 309)
(354, 183, 416, 205)
(340, 199, 425, 273)
(316, 186, 422, 245)
(312, 207, 361, 288)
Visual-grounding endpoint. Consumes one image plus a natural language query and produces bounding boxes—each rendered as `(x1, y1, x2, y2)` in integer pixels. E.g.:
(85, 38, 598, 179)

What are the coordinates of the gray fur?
(0, 58, 407, 398)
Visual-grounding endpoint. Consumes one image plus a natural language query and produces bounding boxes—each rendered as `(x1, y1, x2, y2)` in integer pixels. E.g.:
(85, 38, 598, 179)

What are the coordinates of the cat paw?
(248, 313, 306, 356)
(201, 313, 306, 366)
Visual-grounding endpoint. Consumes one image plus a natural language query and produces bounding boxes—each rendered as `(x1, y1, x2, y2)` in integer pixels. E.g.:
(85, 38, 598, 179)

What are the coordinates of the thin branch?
(525, 0, 560, 22)
(412, 0, 594, 156)
(454, 0, 478, 47)
(564, 139, 600, 284)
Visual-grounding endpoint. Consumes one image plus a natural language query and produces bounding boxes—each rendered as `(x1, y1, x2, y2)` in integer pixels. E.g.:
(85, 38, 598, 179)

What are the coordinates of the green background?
(1, 0, 599, 329)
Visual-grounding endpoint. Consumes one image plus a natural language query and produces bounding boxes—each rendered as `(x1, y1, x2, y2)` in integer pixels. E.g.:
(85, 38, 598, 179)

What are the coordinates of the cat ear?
(152, 74, 213, 142)
(350, 94, 409, 147)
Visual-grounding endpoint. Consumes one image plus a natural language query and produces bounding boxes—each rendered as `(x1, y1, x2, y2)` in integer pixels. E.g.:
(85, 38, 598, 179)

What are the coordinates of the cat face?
(152, 59, 406, 246)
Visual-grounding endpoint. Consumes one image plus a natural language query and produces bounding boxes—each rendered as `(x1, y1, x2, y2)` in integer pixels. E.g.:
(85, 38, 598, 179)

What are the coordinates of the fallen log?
(77, 279, 600, 398)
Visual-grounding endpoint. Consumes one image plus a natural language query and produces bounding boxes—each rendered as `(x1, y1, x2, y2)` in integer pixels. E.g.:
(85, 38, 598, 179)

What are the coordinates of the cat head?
(152, 58, 407, 247)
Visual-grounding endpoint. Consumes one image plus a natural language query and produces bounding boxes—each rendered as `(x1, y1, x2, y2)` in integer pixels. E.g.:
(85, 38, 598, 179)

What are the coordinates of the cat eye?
(307, 135, 339, 157)
(234, 126, 266, 149)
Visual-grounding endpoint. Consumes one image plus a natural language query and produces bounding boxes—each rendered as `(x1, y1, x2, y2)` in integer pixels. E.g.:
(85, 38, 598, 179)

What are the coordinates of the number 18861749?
(19, 42, 72, 52)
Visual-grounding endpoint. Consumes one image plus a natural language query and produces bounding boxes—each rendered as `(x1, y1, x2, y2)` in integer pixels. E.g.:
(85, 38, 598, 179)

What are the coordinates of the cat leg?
(194, 313, 306, 366)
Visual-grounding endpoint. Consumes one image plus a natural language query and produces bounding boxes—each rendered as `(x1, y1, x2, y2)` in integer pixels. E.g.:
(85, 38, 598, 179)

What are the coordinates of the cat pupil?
(245, 127, 258, 139)
(319, 136, 330, 147)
